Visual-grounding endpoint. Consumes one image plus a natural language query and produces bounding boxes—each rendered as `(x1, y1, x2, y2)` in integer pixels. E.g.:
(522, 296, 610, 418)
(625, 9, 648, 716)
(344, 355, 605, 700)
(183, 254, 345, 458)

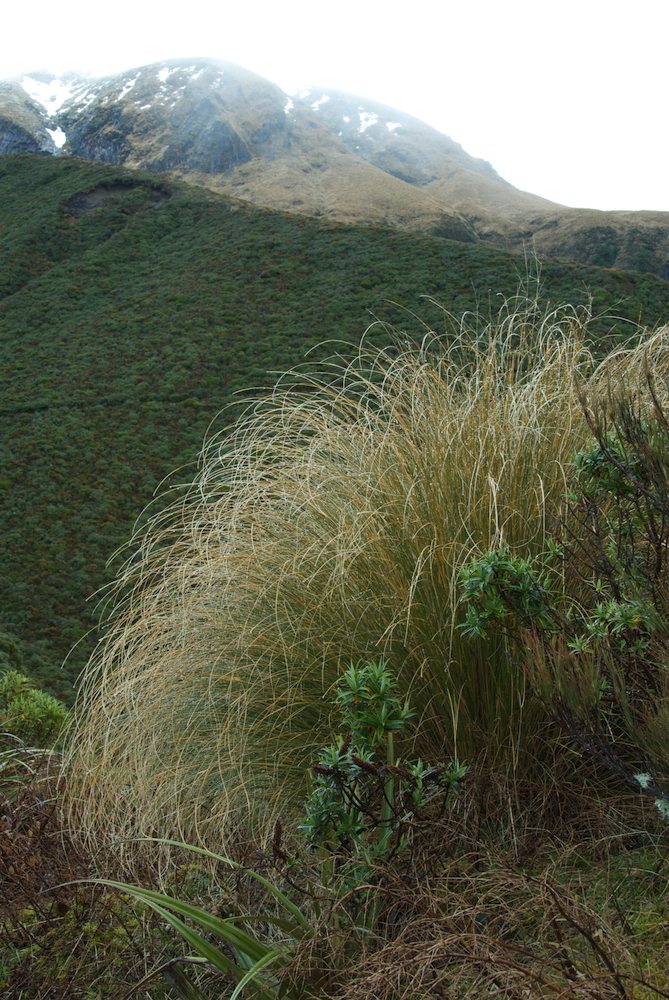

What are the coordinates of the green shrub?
(0, 667, 68, 748)
(459, 369, 669, 816)
(0, 631, 22, 672)
(85, 662, 463, 998)
(302, 659, 465, 886)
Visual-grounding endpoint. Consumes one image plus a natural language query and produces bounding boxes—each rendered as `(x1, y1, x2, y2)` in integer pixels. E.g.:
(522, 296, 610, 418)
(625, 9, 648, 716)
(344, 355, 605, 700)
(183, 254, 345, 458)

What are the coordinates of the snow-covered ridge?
(18, 63, 230, 122)
(12, 65, 410, 162)
(92, 63, 226, 112)
(16, 62, 210, 150)
(20, 74, 87, 114)
(19, 72, 405, 144)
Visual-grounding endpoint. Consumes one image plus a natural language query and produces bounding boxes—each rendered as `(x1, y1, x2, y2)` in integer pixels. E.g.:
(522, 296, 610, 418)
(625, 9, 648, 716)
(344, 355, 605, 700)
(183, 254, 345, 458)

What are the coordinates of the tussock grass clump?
(64, 301, 669, 856)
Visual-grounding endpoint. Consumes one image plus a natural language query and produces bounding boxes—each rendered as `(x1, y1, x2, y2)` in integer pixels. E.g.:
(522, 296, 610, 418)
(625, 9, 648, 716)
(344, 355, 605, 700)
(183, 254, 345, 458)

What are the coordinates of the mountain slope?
(2, 154, 669, 698)
(2, 59, 668, 277)
(298, 86, 669, 278)
(15, 60, 475, 241)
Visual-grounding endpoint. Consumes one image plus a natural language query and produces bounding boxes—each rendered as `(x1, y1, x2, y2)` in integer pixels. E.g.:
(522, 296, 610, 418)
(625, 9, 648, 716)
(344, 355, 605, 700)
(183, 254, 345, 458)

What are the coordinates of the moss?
(0, 890, 169, 998)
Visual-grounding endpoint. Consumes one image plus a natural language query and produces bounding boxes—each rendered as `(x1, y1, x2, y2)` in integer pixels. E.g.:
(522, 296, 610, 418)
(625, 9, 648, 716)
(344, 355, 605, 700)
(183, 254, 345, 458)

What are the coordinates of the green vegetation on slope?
(2, 153, 669, 700)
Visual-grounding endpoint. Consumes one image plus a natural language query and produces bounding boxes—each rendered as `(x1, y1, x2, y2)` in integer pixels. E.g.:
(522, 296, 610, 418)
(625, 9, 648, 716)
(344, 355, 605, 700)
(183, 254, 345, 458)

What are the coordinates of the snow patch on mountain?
(20, 75, 82, 114)
(46, 126, 66, 148)
(358, 110, 379, 133)
(118, 73, 141, 100)
(311, 93, 330, 111)
(62, 83, 100, 111)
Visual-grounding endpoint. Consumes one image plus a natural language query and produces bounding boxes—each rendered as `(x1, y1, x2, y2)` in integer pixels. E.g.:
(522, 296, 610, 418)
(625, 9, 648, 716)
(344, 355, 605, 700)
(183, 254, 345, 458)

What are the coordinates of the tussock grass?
(64, 300, 669, 858)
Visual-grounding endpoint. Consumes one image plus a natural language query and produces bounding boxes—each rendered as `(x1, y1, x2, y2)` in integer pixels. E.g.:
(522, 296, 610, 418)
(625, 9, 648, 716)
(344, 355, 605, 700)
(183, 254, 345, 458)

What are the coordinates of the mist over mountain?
(2, 57, 668, 278)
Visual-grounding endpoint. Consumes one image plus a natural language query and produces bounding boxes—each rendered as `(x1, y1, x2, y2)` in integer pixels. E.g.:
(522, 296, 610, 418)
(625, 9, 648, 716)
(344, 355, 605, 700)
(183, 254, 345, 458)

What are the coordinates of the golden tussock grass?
(63, 299, 669, 862)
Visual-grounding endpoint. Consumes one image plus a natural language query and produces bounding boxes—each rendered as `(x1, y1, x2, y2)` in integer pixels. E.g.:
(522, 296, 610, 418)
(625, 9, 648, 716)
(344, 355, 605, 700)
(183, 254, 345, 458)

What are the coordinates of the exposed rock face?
(56, 61, 289, 175)
(62, 104, 131, 165)
(0, 118, 47, 155)
(0, 83, 54, 155)
(2, 59, 668, 279)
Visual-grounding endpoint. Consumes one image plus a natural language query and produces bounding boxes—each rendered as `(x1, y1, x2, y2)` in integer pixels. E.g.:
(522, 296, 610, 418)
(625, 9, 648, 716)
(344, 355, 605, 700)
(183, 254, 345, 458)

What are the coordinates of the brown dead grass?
(285, 822, 669, 1000)
(0, 756, 164, 999)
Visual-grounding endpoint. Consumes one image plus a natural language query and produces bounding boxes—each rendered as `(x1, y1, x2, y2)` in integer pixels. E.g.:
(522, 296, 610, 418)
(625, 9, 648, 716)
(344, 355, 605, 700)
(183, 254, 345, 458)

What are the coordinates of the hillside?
(2, 58, 668, 278)
(2, 153, 669, 700)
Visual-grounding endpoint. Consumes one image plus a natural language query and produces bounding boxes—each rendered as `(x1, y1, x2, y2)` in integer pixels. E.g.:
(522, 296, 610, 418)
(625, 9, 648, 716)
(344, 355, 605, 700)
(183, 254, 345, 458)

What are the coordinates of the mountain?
(6, 61, 474, 242)
(2, 58, 668, 279)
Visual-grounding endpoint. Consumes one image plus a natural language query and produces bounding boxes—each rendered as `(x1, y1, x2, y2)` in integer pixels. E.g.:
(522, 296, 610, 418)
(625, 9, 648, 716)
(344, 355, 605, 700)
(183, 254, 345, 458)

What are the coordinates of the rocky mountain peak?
(43, 59, 290, 172)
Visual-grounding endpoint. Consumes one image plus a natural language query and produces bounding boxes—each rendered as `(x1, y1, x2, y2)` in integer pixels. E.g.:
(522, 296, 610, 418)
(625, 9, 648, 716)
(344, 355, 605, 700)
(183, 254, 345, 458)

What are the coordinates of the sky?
(3, 0, 668, 212)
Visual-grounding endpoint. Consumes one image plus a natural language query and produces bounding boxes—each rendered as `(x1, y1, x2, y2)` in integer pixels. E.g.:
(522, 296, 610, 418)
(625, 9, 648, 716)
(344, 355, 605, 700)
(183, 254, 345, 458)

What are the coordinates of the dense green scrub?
(2, 154, 669, 699)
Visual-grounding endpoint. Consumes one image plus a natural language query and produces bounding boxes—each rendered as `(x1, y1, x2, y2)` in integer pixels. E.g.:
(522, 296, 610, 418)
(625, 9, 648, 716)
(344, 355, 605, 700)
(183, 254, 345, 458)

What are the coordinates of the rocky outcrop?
(61, 104, 131, 164)
(0, 118, 48, 155)
(0, 83, 53, 155)
(56, 60, 290, 175)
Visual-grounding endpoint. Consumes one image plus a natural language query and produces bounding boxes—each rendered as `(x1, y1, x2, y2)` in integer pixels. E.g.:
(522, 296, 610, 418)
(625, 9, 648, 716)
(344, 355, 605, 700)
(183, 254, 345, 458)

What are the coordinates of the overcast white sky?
(4, 0, 668, 211)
